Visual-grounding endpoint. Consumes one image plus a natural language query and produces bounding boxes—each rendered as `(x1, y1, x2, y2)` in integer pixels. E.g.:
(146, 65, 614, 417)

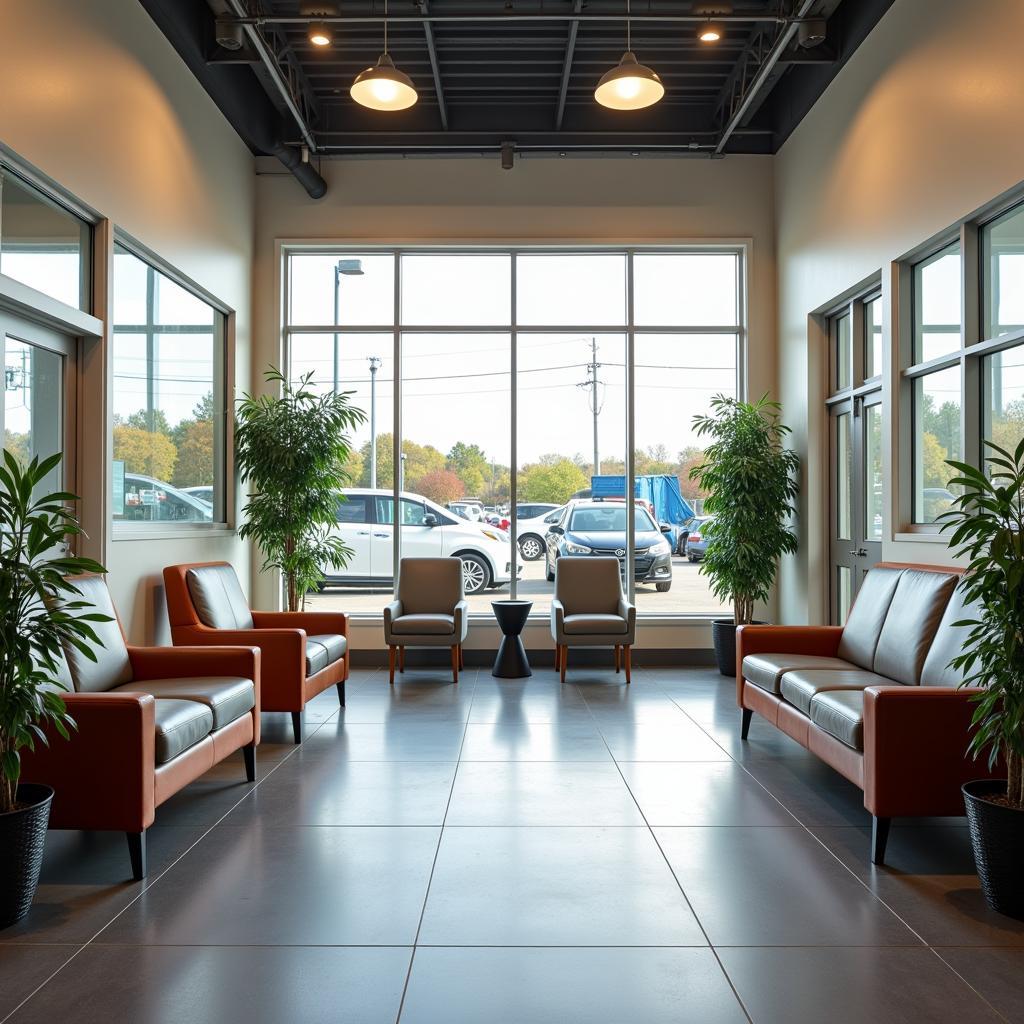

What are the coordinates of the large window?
(112, 243, 228, 527)
(286, 248, 742, 618)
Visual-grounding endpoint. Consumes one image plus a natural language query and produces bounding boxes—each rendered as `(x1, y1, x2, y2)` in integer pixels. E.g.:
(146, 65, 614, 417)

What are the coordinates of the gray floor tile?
(718, 946, 1003, 1024)
(298, 721, 467, 761)
(6, 945, 410, 1024)
(419, 826, 705, 946)
(654, 826, 920, 946)
(736, 754, 870, 826)
(99, 825, 439, 946)
(458, 721, 612, 761)
(0, 945, 78, 1018)
(597, 720, 731, 761)
(400, 947, 747, 1024)
(940, 948, 1024, 1023)
(445, 761, 645, 826)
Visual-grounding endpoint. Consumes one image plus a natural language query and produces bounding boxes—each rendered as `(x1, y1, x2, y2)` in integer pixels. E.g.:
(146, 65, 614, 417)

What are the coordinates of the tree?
(121, 408, 172, 436)
(173, 419, 214, 488)
(677, 446, 708, 503)
(519, 455, 589, 504)
(113, 425, 177, 481)
(416, 468, 464, 505)
(447, 441, 489, 496)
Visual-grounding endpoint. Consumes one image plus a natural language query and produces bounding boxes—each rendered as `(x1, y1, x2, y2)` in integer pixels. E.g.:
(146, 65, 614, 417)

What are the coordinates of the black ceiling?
(141, 0, 893, 165)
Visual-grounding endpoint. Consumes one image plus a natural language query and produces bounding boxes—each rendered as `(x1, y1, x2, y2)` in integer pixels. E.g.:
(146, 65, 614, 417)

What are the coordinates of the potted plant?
(236, 367, 366, 611)
(940, 438, 1024, 918)
(689, 394, 800, 676)
(1, 451, 109, 927)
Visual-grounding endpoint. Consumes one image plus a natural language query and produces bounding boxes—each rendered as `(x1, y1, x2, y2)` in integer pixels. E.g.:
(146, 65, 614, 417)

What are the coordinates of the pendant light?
(594, 0, 664, 111)
(351, 0, 418, 111)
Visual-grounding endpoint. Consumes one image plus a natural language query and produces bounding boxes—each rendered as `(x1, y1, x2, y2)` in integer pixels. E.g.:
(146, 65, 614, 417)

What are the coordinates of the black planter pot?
(963, 779, 1024, 919)
(711, 618, 766, 677)
(0, 783, 53, 928)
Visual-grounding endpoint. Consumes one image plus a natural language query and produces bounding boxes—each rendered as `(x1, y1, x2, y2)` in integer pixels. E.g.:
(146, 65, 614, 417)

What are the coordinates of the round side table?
(491, 600, 533, 678)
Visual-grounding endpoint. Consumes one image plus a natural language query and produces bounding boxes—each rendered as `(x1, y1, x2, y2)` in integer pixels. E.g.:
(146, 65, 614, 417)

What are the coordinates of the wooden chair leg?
(559, 645, 567, 684)
(624, 645, 632, 684)
(451, 645, 459, 684)
(388, 645, 396, 685)
(553, 645, 560, 671)
(458, 645, 464, 669)
(399, 646, 406, 673)
(614, 645, 620, 673)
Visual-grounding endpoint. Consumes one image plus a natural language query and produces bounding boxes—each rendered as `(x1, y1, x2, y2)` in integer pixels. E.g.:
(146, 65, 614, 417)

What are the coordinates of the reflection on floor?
(1, 668, 1021, 1023)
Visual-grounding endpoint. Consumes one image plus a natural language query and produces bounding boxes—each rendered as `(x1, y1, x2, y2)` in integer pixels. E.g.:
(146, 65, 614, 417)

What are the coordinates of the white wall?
(0, 0, 255, 642)
(253, 154, 777, 649)
(774, 0, 1024, 624)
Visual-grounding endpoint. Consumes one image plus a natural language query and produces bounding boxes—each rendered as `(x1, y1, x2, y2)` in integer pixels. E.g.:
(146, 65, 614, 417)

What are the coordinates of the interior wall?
(774, 0, 1024, 624)
(0, 0, 255, 643)
(253, 154, 776, 649)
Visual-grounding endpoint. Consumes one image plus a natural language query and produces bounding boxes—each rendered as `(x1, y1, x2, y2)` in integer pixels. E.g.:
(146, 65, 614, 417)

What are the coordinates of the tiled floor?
(2, 666, 1024, 1023)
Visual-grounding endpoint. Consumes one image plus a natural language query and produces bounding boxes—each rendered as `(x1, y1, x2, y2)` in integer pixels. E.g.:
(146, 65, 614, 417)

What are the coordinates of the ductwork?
(270, 143, 328, 200)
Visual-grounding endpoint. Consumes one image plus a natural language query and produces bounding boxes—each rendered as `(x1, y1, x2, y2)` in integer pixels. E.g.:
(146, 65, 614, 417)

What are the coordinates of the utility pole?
(368, 356, 382, 488)
(576, 337, 603, 476)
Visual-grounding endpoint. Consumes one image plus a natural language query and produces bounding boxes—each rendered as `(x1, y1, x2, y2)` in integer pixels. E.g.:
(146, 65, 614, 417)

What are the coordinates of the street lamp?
(368, 356, 382, 488)
(400, 452, 407, 492)
(332, 259, 364, 394)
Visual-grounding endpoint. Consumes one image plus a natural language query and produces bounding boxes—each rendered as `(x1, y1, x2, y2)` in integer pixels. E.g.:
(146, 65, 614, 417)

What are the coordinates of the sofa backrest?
(920, 582, 979, 687)
(554, 556, 622, 616)
(398, 557, 463, 615)
(186, 564, 254, 630)
(61, 575, 134, 693)
(836, 567, 902, 669)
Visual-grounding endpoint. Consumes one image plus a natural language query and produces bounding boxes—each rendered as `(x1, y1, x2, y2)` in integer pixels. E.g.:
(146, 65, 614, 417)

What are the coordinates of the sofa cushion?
(60, 576, 134, 693)
(742, 653, 857, 696)
(308, 633, 347, 669)
(115, 677, 254, 731)
(392, 613, 456, 636)
(780, 668, 892, 716)
(809, 690, 866, 751)
(563, 613, 628, 636)
(873, 569, 958, 685)
(306, 640, 328, 676)
(153, 698, 214, 764)
(920, 583, 978, 687)
(186, 565, 254, 630)
(836, 567, 903, 669)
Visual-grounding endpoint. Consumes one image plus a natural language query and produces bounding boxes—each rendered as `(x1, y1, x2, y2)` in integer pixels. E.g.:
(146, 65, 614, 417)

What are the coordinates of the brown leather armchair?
(163, 562, 348, 744)
(19, 576, 260, 880)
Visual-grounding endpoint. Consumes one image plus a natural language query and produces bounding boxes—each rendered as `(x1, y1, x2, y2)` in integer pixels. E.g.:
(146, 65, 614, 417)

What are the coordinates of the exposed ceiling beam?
(420, 0, 449, 130)
(555, 0, 582, 131)
(237, 12, 790, 26)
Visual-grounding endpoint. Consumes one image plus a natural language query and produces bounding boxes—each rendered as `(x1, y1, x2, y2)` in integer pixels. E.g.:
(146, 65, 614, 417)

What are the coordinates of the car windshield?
(568, 506, 657, 532)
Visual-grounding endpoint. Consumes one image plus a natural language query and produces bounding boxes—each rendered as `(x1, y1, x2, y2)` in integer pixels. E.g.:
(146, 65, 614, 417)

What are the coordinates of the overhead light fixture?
(594, 0, 664, 111)
(308, 20, 333, 47)
(351, 0, 418, 111)
(698, 21, 724, 43)
(798, 17, 827, 48)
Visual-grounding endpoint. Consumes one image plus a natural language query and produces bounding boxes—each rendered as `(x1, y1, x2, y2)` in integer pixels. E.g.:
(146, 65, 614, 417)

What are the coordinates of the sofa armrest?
(20, 692, 156, 833)
(735, 625, 844, 705)
(550, 598, 566, 642)
(617, 598, 636, 637)
(383, 600, 402, 638)
(252, 611, 349, 636)
(862, 685, 994, 818)
(454, 600, 468, 642)
(128, 645, 261, 683)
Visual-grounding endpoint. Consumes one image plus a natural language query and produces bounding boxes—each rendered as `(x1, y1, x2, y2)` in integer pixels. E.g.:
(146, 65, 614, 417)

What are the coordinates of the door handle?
(373, 532, 389, 538)
(848, 548, 868, 557)
(356, 531, 370, 536)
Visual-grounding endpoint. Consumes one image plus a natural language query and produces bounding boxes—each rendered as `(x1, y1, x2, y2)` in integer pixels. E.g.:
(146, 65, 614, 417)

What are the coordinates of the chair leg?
(389, 645, 396, 685)
(336, 681, 346, 707)
(559, 645, 567, 684)
(740, 708, 753, 740)
(451, 645, 459, 684)
(614, 645, 620, 673)
(399, 646, 406, 673)
(291, 711, 302, 745)
(871, 816, 892, 866)
(458, 645, 464, 669)
(243, 743, 256, 782)
(624, 645, 632, 684)
(126, 830, 147, 881)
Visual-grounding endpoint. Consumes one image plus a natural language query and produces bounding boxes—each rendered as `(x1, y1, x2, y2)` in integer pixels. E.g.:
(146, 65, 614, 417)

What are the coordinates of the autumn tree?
(113, 425, 177, 481)
(416, 468, 464, 505)
(447, 441, 490, 496)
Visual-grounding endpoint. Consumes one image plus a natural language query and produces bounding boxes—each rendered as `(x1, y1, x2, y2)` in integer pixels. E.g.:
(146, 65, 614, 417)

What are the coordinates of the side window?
(544, 508, 562, 524)
(375, 496, 394, 525)
(337, 495, 368, 524)
(401, 499, 428, 526)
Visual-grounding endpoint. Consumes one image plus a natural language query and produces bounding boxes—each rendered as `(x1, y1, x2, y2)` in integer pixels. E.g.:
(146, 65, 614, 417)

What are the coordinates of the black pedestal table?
(491, 600, 533, 678)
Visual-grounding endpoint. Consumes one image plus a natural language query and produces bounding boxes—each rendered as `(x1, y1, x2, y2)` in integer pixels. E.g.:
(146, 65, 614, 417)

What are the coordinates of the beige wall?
(774, 0, 1024, 624)
(253, 154, 777, 648)
(0, 0, 255, 642)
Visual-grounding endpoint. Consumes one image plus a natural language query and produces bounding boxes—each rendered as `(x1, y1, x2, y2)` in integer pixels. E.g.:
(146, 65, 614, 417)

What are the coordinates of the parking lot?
(306, 552, 728, 618)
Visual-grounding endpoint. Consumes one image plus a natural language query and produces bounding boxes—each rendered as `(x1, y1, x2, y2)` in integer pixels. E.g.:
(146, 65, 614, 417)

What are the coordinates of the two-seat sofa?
(737, 562, 998, 864)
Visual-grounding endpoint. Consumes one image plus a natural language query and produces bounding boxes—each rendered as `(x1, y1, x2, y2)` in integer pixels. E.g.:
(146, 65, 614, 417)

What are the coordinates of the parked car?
(516, 504, 566, 560)
(544, 500, 673, 592)
(684, 516, 714, 562)
(448, 498, 484, 522)
(921, 487, 956, 522)
(515, 502, 560, 521)
(181, 485, 214, 507)
(325, 488, 520, 595)
(675, 514, 703, 556)
(119, 473, 213, 523)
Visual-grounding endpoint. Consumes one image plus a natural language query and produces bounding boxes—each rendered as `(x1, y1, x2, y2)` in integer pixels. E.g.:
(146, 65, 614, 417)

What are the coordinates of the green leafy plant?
(236, 368, 366, 611)
(689, 394, 800, 625)
(0, 451, 109, 814)
(940, 438, 1024, 809)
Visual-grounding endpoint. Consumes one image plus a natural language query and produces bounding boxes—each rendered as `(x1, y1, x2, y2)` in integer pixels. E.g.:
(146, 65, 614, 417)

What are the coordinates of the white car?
(324, 488, 521, 595)
(515, 504, 566, 561)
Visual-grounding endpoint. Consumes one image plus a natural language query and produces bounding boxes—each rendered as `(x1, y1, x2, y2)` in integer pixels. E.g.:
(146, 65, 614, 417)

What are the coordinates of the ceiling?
(141, 0, 893, 183)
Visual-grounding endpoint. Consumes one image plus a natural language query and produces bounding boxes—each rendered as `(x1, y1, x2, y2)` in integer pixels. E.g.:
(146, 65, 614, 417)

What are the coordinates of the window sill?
(112, 523, 234, 542)
(893, 530, 948, 544)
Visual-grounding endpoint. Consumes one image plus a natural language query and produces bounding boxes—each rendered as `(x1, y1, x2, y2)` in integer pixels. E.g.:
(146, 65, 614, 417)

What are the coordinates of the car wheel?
(688, 555, 698, 563)
(655, 581, 672, 593)
(545, 556, 555, 583)
(519, 535, 544, 561)
(459, 554, 491, 594)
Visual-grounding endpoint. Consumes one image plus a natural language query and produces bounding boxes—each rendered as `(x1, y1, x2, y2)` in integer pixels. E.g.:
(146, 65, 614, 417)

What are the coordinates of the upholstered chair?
(384, 558, 469, 684)
(19, 575, 260, 880)
(163, 562, 348, 744)
(550, 556, 636, 683)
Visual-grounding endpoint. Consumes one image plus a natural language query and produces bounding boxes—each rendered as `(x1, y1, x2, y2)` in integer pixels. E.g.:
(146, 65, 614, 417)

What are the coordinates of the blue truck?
(587, 475, 697, 555)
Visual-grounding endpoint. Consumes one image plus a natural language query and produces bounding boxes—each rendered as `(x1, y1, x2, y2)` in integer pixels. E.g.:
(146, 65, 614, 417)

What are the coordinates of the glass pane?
(634, 334, 731, 616)
(112, 245, 224, 524)
(984, 345, 1024, 461)
(864, 403, 883, 541)
(401, 254, 511, 325)
(516, 254, 625, 326)
(865, 296, 883, 379)
(288, 253, 394, 326)
(914, 243, 962, 362)
(517, 334, 625, 615)
(0, 170, 89, 311)
(913, 366, 962, 523)
(836, 412, 851, 539)
(835, 314, 852, 391)
(633, 253, 738, 326)
(837, 566, 852, 627)
(3, 337, 63, 494)
(983, 203, 1024, 339)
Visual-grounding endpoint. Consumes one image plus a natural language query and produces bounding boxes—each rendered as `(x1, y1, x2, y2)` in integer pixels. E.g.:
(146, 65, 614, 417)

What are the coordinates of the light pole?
(576, 337, 603, 476)
(368, 356, 382, 488)
(331, 259, 364, 394)
(400, 452, 407, 493)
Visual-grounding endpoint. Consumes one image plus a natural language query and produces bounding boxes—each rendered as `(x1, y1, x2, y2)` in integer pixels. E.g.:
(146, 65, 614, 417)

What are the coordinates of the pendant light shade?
(594, 51, 664, 110)
(351, 54, 418, 111)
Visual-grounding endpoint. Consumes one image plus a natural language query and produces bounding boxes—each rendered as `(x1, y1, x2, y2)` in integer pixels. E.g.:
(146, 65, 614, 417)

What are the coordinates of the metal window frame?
(281, 243, 747, 620)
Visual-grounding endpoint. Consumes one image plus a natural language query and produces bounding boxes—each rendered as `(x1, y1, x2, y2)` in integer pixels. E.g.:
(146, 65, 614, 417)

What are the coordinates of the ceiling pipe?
(235, 12, 790, 24)
(271, 143, 328, 199)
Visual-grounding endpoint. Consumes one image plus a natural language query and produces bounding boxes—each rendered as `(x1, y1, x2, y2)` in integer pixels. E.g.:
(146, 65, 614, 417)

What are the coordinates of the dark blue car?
(684, 516, 714, 562)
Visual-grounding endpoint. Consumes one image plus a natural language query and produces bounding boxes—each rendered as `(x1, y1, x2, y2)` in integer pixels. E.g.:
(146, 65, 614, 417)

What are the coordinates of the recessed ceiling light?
(698, 22, 724, 43)
(308, 21, 332, 46)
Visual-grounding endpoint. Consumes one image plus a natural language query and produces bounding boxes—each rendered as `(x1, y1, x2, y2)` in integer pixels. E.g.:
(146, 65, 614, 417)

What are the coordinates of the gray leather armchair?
(384, 557, 469, 683)
(550, 556, 636, 683)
